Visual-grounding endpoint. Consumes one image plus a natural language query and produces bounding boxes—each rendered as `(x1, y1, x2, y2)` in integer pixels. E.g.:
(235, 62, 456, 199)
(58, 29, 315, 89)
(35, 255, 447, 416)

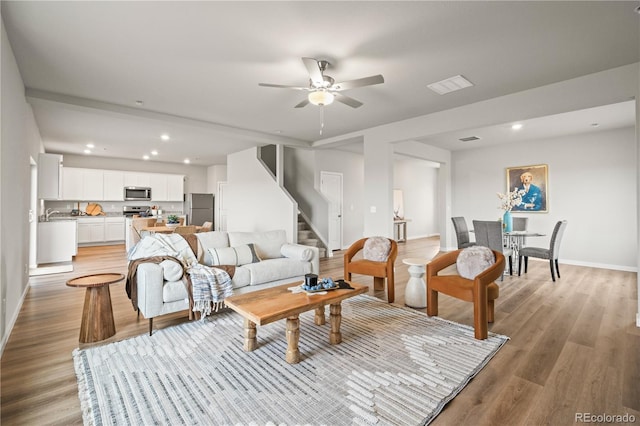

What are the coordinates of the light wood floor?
(2, 238, 639, 425)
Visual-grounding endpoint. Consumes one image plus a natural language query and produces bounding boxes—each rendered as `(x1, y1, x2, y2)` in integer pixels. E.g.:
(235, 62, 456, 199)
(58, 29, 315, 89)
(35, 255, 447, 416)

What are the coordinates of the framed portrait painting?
(506, 164, 548, 213)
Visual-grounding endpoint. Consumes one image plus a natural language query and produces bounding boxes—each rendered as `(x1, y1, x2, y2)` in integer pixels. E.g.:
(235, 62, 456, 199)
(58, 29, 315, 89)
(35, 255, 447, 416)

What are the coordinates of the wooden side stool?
(66, 273, 124, 343)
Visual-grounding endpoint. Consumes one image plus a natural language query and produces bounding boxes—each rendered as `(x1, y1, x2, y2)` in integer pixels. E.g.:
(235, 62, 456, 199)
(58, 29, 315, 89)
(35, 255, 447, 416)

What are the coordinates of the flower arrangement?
(167, 214, 179, 224)
(497, 188, 525, 212)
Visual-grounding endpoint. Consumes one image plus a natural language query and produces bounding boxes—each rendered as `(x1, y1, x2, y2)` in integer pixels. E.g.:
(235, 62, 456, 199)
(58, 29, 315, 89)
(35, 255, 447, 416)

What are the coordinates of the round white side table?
(402, 258, 428, 308)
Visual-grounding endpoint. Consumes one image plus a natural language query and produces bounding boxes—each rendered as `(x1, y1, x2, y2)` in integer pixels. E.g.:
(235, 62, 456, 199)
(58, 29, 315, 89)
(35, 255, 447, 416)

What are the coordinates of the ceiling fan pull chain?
(319, 106, 325, 136)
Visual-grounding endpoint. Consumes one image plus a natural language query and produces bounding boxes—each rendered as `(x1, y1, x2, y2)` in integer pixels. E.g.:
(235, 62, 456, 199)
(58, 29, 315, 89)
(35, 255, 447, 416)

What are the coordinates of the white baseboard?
(0, 281, 30, 359)
(636, 312, 640, 328)
(29, 262, 74, 277)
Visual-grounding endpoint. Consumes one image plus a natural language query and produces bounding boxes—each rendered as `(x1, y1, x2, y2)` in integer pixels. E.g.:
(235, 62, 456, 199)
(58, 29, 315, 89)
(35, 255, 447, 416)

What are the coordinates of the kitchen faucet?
(45, 208, 60, 221)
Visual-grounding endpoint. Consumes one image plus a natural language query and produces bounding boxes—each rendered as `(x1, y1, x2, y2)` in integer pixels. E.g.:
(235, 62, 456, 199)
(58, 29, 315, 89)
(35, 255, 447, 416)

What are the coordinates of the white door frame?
(320, 171, 343, 251)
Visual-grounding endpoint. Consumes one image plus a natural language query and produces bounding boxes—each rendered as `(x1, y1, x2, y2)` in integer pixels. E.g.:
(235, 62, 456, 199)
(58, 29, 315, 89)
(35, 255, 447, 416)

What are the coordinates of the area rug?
(73, 295, 508, 425)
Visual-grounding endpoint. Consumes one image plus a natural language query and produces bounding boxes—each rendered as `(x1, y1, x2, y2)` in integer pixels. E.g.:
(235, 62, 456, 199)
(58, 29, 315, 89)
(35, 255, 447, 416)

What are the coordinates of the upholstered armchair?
(426, 248, 505, 340)
(344, 237, 398, 303)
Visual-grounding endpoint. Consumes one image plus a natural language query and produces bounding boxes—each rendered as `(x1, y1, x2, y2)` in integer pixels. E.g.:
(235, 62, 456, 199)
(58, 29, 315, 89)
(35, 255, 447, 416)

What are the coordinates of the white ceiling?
(2, 1, 638, 166)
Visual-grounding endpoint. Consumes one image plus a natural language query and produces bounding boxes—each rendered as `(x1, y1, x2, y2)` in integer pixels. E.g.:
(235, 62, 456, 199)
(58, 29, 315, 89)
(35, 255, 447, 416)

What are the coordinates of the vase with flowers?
(497, 188, 525, 232)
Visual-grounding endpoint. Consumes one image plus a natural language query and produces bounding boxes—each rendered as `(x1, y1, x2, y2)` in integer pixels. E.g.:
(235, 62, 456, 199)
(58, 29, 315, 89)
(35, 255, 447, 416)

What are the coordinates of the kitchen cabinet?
(62, 168, 84, 200)
(124, 172, 151, 187)
(37, 153, 63, 200)
(150, 173, 183, 201)
(103, 171, 124, 201)
(149, 173, 168, 201)
(104, 217, 125, 241)
(167, 174, 184, 201)
(77, 217, 105, 244)
(83, 169, 104, 200)
(37, 220, 77, 264)
(63, 167, 104, 201)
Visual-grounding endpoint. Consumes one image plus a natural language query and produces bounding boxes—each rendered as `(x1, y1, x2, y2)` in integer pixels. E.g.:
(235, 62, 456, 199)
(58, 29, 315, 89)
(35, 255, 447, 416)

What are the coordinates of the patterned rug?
(73, 295, 508, 425)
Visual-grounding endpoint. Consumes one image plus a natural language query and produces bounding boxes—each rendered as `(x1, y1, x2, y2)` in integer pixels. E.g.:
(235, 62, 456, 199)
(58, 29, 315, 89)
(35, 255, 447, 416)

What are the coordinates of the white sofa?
(135, 229, 320, 333)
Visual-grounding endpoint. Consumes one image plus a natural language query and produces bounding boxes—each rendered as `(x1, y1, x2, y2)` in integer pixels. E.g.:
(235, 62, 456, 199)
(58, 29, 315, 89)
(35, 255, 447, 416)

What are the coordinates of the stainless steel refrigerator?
(186, 193, 214, 226)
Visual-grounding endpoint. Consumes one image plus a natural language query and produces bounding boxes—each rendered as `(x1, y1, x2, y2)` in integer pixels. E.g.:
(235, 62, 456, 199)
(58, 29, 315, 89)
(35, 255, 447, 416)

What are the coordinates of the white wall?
(1, 19, 43, 353)
(226, 147, 297, 242)
(452, 126, 637, 270)
(314, 149, 365, 248)
(394, 158, 439, 239)
(207, 164, 227, 193)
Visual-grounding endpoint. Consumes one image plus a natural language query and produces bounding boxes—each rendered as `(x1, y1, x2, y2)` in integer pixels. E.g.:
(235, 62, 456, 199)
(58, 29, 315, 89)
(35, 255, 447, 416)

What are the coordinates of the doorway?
(320, 171, 343, 250)
(29, 158, 38, 269)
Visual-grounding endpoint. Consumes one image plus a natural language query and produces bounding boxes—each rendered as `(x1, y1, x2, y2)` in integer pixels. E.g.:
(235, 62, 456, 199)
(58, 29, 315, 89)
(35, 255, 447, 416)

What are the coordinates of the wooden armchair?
(426, 249, 505, 340)
(344, 237, 398, 303)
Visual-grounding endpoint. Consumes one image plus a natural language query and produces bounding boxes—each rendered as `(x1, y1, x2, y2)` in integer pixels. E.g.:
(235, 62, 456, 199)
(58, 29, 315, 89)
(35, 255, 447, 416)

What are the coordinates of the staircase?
(297, 214, 327, 258)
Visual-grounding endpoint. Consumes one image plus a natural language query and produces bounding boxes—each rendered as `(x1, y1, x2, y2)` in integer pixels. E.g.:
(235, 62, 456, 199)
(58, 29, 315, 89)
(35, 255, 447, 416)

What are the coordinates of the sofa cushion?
(163, 280, 188, 303)
(196, 231, 230, 265)
(160, 259, 183, 282)
(456, 246, 495, 280)
(208, 244, 260, 266)
(228, 230, 286, 260)
(231, 267, 251, 289)
(241, 258, 311, 285)
(281, 244, 313, 261)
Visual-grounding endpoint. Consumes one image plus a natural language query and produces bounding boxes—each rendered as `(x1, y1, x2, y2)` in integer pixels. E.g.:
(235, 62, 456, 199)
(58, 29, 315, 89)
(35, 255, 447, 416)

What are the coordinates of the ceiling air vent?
(427, 75, 474, 95)
(459, 136, 480, 142)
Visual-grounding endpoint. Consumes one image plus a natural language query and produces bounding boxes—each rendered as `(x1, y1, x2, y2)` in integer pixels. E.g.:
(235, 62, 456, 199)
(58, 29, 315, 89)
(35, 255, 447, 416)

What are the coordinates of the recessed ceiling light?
(427, 75, 474, 95)
(161, 134, 170, 141)
(86, 143, 95, 148)
(184, 158, 190, 164)
(83, 149, 91, 154)
(459, 136, 480, 142)
(143, 155, 150, 160)
(151, 150, 158, 155)
(135, 100, 144, 106)
(511, 123, 523, 130)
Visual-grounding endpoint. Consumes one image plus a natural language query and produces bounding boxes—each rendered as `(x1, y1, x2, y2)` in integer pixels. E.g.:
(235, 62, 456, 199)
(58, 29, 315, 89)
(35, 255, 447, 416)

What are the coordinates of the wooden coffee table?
(66, 273, 124, 343)
(224, 281, 368, 364)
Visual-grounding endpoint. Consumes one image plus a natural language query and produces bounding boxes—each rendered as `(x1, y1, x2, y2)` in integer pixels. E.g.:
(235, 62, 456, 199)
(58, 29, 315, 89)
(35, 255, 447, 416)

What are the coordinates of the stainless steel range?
(123, 205, 151, 217)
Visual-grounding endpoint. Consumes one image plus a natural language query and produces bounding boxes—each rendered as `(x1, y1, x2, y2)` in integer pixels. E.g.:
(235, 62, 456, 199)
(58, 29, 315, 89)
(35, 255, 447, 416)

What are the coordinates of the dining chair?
(518, 220, 568, 282)
(451, 217, 476, 249)
(154, 220, 166, 227)
(174, 225, 197, 235)
(472, 220, 513, 279)
(511, 216, 529, 246)
(201, 221, 213, 232)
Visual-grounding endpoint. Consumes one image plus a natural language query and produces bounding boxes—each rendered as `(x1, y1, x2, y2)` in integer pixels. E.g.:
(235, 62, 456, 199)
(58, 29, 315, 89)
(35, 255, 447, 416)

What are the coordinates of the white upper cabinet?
(62, 167, 84, 200)
(103, 171, 124, 201)
(167, 175, 184, 201)
(150, 173, 183, 201)
(124, 172, 151, 187)
(149, 173, 168, 201)
(37, 153, 63, 200)
(61, 168, 183, 201)
(83, 169, 104, 200)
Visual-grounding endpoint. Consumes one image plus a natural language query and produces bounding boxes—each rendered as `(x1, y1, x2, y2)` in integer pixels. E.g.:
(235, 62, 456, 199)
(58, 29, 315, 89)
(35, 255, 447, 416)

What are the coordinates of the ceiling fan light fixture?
(308, 90, 334, 106)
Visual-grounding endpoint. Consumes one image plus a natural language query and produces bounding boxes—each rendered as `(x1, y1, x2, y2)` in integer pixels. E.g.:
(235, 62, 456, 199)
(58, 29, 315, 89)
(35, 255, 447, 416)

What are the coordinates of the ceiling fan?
(259, 57, 384, 109)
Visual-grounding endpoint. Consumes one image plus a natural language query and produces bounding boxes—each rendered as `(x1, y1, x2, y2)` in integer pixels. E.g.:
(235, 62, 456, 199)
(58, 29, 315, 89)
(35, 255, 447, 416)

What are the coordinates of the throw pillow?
(280, 244, 313, 261)
(456, 246, 496, 279)
(208, 244, 260, 266)
(160, 259, 183, 282)
(363, 237, 391, 262)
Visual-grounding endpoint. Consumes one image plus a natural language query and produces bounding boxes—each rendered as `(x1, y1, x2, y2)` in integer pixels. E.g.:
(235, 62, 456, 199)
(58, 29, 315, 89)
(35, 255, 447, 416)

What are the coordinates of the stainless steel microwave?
(124, 186, 152, 201)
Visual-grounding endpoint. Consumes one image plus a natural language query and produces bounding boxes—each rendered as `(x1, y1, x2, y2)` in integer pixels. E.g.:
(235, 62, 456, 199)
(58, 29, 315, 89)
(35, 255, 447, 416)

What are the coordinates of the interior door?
(320, 171, 343, 251)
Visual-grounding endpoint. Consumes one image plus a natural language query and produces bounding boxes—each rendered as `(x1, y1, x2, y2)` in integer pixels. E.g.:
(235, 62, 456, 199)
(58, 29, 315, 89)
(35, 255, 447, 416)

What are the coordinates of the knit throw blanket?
(128, 233, 233, 317)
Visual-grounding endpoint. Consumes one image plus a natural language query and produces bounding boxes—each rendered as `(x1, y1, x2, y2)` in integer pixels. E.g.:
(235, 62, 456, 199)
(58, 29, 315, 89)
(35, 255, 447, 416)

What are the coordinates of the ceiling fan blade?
(334, 93, 363, 108)
(302, 57, 324, 85)
(294, 98, 309, 108)
(333, 74, 384, 91)
(258, 83, 308, 90)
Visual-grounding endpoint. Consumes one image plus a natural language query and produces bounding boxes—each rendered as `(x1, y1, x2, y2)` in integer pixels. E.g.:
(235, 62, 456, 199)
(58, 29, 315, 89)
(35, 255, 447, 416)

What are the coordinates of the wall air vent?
(459, 136, 480, 142)
(427, 75, 474, 95)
